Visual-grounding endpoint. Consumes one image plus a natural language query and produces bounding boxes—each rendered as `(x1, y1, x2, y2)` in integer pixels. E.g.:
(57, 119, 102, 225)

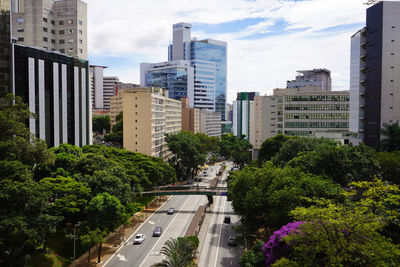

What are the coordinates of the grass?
(31, 251, 71, 267)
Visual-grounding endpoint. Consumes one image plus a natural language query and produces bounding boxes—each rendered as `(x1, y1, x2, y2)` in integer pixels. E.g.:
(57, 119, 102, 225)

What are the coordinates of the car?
(228, 236, 237, 246)
(224, 216, 231, 224)
(153, 226, 163, 237)
(133, 234, 145, 244)
(167, 208, 174, 215)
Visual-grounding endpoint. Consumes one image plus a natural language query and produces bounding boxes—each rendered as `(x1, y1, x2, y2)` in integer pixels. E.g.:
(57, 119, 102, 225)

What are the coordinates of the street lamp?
(73, 223, 80, 267)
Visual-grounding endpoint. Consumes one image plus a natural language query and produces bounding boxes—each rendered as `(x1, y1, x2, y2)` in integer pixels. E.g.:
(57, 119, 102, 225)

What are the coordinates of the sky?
(86, 0, 372, 104)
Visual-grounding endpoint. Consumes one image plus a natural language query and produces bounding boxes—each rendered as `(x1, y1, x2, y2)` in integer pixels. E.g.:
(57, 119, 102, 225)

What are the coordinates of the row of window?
(285, 113, 349, 120)
(17, 18, 83, 26)
(285, 122, 349, 128)
(285, 104, 349, 111)
(285, 95, 350, 102)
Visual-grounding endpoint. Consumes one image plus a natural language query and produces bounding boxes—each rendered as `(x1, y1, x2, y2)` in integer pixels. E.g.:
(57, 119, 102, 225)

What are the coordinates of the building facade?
(0, 9, 11, 96)
(350, 1, 400, 146)
(11, 0, 87, 59)
(181, 97, 200, 133)
(89, 65, 119, 111)
(13, 44, 90, 147)
(254, 95, 280, 149)
(233, 92, 257, 143)
(287, 69, 332, 92)
(199, 109, 222, 137)
(0, 0, 9, 10)
(110, 87, 181, 161)
(140, 60, 194, 104)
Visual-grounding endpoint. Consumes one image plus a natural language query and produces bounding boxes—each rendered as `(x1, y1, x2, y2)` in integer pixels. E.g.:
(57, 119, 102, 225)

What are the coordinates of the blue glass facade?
(146, 67, 189, 100)
(190, 41, 227, 120)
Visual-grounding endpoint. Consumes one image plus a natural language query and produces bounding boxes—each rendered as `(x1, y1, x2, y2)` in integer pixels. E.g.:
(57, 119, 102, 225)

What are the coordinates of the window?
(68, 48, 74, 52)
(44, 46, 48, 49)
(51, 29, 55, 34)
(79, 49, 83, 53)
(51, 20, 55, 25)
(59, 30, 65, 34)
(17, 18, 24, 23)
(79, 39, 82, 44)
(391, 40, 395, 42)
(68, 29, 73, 33)
(68, 39, 73, 44)
(79, 29, 83, 35)
(43, 17, 47, 23)
(59, 39, 65, 44)
(17, 37, 24, 42)
(17, 28, 24, 32)
(43, 37, 48, 42)
(51, 39, 56, 44)
(60, 49, 65, 53)
(43, 27, 47, 32)
(79, 20, 83, 25)
(67, 19, 73, 24)
(59, 20, 64, 25)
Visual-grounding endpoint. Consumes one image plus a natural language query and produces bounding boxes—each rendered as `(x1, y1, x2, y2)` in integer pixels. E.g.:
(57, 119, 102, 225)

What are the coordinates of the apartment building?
(199, 109, 222, 137)
(90, 65, 119, 111)
(110, 87, 181, 161)
(350, 1, 400, 146)
(11, 0, 87, 59)
(181, 97, 200, 133)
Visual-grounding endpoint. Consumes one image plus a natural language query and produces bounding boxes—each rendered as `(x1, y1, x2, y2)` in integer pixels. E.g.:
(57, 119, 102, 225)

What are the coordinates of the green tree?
(92, 115, 110, 134)
(258, 134, 291, 165)
(195, 132, 220, 155)
(104, 112, 123, 147)
(378, 122, 400, 152)
(85, 193, 128, 263)
(155, 237, 197, 267)
(239, 240, 265, 267)
(166, 131, 206, 180)
(80, 228, 105, 267)
(220, 134, 253, 169)
(377, 151, 400, 184)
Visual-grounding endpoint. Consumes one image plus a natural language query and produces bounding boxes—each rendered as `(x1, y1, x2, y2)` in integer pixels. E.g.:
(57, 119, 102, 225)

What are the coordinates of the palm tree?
(154, 237, 196, 267)
(379, 122, 400, 152)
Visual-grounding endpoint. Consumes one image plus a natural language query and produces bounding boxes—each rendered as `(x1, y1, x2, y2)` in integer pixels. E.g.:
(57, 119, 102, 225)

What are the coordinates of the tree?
(219, 134, 252, 169)
(166, 131, 206, 180)
(258, 134, 291, 165)
(239, 240, 266, 267)
(378, 122, 400, 152)
(85, 193, 128, 263)
(80, 228, 105, 267)
(195, 132, 220, 155)
(104, 112, 123, 147)
(92, 115, 110, 134)
(155, 237, 197, 267)
(377, 151, 400, 184)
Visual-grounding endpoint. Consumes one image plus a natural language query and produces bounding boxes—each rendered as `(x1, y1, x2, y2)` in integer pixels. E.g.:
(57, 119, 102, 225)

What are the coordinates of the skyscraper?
(233, 92, 258, 143)
(350, 1, 400, 146)
(11, 0, 87, 59)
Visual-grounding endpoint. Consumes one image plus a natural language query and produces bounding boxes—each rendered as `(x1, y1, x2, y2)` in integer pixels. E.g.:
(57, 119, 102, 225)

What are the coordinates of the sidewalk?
(73, 196, 169, 267)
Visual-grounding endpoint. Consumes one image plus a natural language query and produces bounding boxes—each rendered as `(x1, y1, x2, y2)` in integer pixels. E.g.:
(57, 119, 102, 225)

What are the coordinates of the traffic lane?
(139, 195, 208, 266)
(105, 195, 189, 267)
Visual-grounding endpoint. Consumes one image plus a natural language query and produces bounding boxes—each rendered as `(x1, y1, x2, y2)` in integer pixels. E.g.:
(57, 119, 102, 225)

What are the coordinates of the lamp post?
(73, 223, 80, 267)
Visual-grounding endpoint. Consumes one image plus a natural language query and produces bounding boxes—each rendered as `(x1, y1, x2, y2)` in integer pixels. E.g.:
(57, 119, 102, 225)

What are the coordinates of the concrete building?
(287, 69, 332, 92)
(11, 0, 88, 59)
(0, 9, 11, 96)
(12, 43, 90, 147)
(89, 65, 119, 111)
(140, 60, 194, 104)
(233, 92, 257, 143)
(254, 95, 280, 149)
(350, 1, 400, 146)
(199, 109, 222, 137)
(110, 87, 181, 161)
(0, 0, 10, 10)
(181, 97, 200, 133)
(109, 82, 140, 127)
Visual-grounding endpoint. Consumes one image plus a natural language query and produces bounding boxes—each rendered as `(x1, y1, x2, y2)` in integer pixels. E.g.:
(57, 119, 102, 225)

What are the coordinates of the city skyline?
(86, 0, 371, 104)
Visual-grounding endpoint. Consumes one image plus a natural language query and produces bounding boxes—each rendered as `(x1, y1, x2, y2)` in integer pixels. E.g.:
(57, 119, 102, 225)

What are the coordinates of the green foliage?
(288, 144, 380, 186)
(195, 132, 220, 155)
(180, 236, 199, 249)
(272, 137, 337, 167)
(377, 151, 400, 184)
(155, 237, 197, 267)
(166, 131, 206, 180)
(92, 115, 110, 134)
(239, 240, 265, 267)
(281, 200, 400, 266)
(220, 134, 253, 168)
(258, 134, 291, 164)
(378, 122, 400, 152)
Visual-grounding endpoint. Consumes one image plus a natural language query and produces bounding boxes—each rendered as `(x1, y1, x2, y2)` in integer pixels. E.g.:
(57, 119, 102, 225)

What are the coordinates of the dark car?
(224, 216, 231, 224)
(228, 236, 237, 246)
(153, 226, 162, 237)
(167, 208, 174, 215)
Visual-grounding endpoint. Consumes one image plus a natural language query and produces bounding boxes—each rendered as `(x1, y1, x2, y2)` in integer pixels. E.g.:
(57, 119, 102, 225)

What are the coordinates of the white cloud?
(85, 0, 370, 104)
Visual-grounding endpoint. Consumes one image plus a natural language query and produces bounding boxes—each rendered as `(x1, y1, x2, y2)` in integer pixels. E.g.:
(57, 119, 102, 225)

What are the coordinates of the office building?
(90, 65, 119, 111)
(233, 92, 257, 143)
(12, 44, 90, 147)
(0, 0, 9, 10)
(287, 69, 332, 92)
(140, 60, 194, 104)
(110, 87, 181, 161)
(199, 109, 222, 137)
(0, 10, 11, 96)
(350, 1, 400, 146)
(11, 0, 87, 59)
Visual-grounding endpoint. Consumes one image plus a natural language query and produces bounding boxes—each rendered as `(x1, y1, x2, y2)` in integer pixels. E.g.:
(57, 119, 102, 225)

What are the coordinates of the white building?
(90, 65, 119, 111)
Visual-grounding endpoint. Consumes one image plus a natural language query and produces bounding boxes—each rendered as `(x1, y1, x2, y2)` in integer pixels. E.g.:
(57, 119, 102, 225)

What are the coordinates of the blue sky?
(86, 0, 370, 103)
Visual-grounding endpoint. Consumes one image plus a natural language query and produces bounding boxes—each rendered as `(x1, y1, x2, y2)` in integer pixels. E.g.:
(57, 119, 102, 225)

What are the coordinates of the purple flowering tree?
(262, 221, 304, 266)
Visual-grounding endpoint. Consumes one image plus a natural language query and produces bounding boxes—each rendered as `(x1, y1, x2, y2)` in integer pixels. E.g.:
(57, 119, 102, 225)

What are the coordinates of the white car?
(133, 234, 145, 244)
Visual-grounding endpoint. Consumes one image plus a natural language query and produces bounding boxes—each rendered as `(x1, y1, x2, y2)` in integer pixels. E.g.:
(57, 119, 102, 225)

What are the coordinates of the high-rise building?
(140, 60, 194, 104)
(110, 87, 181, 161)
(89, 65, 119, 111)
(0, 0, 10, 10)
(0, 9, 11, 96)
(12, 44, 90, 147)
(181, 97, 200, 133)
(199, 109, 222, 137)
(233, 92, 257, 143)
(254, 95, 280, 149)
(11, 0, 87, 59)
(287, 69, 332, 92)
(350, 1, 400, 146)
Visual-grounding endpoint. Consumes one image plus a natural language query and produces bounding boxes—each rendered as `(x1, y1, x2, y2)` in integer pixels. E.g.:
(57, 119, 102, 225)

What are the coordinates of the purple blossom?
(262, 221, 305, 266)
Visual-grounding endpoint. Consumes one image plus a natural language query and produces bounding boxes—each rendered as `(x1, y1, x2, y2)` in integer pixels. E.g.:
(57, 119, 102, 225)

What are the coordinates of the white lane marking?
(148, 220, 155, 225)
(103, 197, 170, 266)
(213, 196, 227, 267)
(116, 254, 127, 262)
(138, 196, 191, 267)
